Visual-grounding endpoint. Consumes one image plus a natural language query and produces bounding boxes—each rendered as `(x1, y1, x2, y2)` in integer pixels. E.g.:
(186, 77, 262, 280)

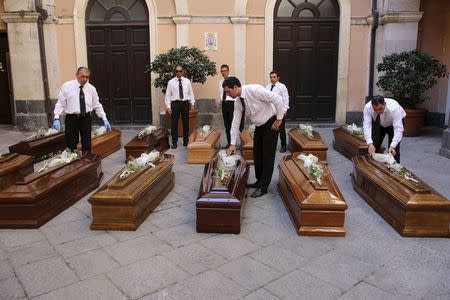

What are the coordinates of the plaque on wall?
(78, 128, 121, 158)
(196, 152, 249, 233)
(0, 152, 102, 228)
(9, 132, 66, 162)
(278, 152, 347, 237)
(287, 126, 328, 164)
(351, 155, 450, 237)
(124, 126, 170, 161)
(187, 126, 220, 164)
(0, 153, 34, 191)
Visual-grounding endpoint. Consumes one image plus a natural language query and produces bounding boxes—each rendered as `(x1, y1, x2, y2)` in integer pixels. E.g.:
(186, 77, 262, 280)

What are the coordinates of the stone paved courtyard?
(0, 125, 449, 300)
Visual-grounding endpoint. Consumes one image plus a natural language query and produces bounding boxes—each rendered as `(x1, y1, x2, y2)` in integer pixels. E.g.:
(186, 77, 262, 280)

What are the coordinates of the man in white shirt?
(218, 64, 244, 148)
(266, 71, 289, 153)
(224, 77, 285, 198)
(165, 65, 196, 149)
(53, 67, 111, 153)
(363, 95, 406, 162)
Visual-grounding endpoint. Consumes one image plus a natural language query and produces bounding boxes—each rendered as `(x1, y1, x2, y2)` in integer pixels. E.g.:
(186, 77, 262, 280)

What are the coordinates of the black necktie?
(222, 89, 226, 102)
(373, 114, 381, 146)
(270, 84, 275, 91)
(178, 78, 184, 100)
(79, 85, 86, 116)
(240, 97, 245, 109)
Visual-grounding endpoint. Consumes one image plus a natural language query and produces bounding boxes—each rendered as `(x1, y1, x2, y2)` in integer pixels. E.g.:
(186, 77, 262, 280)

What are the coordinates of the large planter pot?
(167, 107, 199, 135)
(403, 108, 427, 137)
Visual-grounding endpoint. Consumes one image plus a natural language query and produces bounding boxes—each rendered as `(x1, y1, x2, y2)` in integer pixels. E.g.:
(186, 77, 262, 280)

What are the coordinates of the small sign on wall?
(204, 32, 218, 51)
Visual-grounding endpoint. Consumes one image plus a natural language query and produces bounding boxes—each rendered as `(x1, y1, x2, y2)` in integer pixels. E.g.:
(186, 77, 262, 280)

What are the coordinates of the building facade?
(0, 0, 449, 130)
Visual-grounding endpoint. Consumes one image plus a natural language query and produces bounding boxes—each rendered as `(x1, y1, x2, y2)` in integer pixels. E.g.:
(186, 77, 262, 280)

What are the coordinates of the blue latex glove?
(53, 119, 61, 131)
(103, 120, 112, 131)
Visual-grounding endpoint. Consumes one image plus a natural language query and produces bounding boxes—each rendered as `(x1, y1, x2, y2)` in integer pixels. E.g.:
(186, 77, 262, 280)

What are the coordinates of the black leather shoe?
(183, 141, 188, 147)
(171, 144, 177, 149)
(247, 181, 259, 188)
(280, 145, 287, 153)
(250, 188, 267, 198)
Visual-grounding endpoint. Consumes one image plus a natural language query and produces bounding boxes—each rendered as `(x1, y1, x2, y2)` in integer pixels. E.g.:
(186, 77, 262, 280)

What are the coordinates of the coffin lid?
(333, 127, 366, 144)
(289, 129, 328, 150)
(188, 128, 220, 148)
(0, 154, 33, 176)
(9, 132, 65, 150)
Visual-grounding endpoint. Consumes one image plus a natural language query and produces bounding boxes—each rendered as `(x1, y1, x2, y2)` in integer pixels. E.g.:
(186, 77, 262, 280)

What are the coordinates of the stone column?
(231, 16, 248, 84)
(173, 16, 191, 48)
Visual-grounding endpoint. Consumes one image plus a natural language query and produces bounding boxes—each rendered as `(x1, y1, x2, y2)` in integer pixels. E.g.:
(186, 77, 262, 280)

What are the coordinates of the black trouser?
(253, 115, 279, 191)
(279, 116, 287, 147)
(222, 101, 245, 145)
(171, 100, 189, 144)
(65, 113, 92, 152)
(372, 123, 401, 163)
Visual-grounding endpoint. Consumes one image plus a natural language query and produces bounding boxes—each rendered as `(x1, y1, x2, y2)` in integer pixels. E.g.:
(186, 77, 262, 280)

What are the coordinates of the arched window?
(275, 0, 339, 19)
(86, 0, 148, 24)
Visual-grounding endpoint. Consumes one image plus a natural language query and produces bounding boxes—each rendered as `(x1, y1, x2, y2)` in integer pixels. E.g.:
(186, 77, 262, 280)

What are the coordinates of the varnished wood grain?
(9, 132, 66, 162)
(187, 128, 220, 164)
(78, 129, 121, 158)
(239, 129, 254, 165)
(0, 153, 34, 191)
(124, 128, 169, 162)
(287, 129, 328, 164)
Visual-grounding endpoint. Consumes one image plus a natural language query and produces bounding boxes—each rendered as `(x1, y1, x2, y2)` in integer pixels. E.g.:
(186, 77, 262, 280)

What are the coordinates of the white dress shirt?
(165, 76, 195, 109)
(363, 98, 406, 148)
(230, 84, 285, 145)
(54, 80, 107, 120)
(219, 78, 235, 102)
(266, 82, 289, 110)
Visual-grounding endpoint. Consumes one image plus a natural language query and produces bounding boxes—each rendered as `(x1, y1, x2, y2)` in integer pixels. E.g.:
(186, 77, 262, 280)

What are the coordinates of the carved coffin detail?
(78, 129, 121, 158)
(333, 127, 368, 159)
(351, 155, 450, 237)
(196, 156, 249, 233)
(187, 128, 220, 164)
(124, 128, 170, 161)
(0, 153, 34, 191)
(239, 130, 254, 164)
(0, 153, 103, 229)
(278, 153, 347, 237)
(288, 128, 328, 163)
(89, 154, 175, 231)
(9, 132, 66, 162)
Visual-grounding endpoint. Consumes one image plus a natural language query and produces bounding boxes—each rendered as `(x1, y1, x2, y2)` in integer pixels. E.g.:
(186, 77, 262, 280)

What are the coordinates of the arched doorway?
(274, 0, 339, 122)
(86, 0, 151, 124)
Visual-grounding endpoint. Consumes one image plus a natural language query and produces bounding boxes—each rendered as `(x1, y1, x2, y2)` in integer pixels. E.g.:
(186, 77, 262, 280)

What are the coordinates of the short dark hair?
(77, 67, 91, 74)
(175, 65, 184, 71)
(222, 76, 241, 88)
(220, 64, 229, 70)
(270, 71, 280, 77)
(371, 95, 385, 106)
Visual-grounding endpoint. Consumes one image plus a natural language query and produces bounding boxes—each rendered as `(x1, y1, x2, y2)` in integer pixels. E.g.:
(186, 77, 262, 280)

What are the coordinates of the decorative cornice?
(230, 16, 249, 24)
(54, 16, 74, 24)
(248, 17, 264, 25)
(159, 16, 262, 25)
(379, 11, 423, 25)
(172, 16, 191, 24)
(351, 16, 370, 25)
(0, 11, 39, 23)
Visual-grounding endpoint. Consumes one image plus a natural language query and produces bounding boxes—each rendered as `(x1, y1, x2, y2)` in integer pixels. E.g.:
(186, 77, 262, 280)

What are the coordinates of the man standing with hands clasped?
(165, 65, 196, 149)
(53, 67, 111, 153)
(223, 77, 285, 198)
(363, 95, 406, 163)
(266, 71, 289, 153)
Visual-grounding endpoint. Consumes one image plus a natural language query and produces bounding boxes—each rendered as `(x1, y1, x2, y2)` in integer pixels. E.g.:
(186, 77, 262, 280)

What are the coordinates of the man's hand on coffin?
(388, 146, 396, 157)
(166, 108, 172, 115)
(52, 119, 61, 131)
(103, 120, 112, 131)
(368, 144, 376, 156)
(227, 145, 236, 155)
(271, 119, 282, 131)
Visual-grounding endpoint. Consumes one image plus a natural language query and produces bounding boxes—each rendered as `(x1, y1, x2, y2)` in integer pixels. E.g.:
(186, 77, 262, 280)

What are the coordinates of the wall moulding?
(0, 12, 40, 23)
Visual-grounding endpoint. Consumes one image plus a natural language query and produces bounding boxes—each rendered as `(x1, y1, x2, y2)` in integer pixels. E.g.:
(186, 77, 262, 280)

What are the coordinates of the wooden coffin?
(167, 107, 199, 135)
(9, 132, 66, 162)
(0, 153, 34, 190)
(78, 129, 121, 158)
(288, 128, 328, 164)
(89, 154, 175, 231)
(333, 127, 368, 159)
(0, 153, 102, 229)
(187, 128, 220, 164)
(239, 129, 254, 164)
(196, 156, 249, 233)
(278, 153, 347, 237)
(124, 128, 170, 161)
(351, 155, 450, 237)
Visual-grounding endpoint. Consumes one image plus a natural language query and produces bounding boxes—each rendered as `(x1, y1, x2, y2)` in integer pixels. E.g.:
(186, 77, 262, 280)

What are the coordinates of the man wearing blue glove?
(53, 67, 111, 153)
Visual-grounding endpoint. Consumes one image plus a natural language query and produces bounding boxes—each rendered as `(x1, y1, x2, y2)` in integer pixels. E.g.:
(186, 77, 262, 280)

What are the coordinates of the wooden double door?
(274, 18, 339, 122)
(86, 25, 151, 124)
(0, 33, 12, 124)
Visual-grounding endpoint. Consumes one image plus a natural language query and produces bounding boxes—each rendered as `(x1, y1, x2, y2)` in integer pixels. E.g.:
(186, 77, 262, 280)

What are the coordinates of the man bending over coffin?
(224, 77, 285, 198)
(363, 95, 406, 163)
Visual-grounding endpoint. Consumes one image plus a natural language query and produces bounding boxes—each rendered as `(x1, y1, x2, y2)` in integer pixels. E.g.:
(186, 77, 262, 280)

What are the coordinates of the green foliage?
(147, 46, 217, 90)
(376, 50, 448, 108)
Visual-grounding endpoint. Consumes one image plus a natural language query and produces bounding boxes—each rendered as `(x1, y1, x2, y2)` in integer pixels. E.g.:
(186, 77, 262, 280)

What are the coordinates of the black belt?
(67, 113, 91, 118)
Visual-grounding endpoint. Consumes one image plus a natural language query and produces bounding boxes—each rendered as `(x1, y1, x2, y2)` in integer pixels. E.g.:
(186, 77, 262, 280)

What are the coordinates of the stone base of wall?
(13, 99, 55, 131)
(425, 112, 445, 127)
(439, 128, 450, 159)
(346, 111, 363, 125)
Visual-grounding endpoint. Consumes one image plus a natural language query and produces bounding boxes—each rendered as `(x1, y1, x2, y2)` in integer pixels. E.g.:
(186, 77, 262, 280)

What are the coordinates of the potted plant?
(376, 50, 448, 136)
(147, 47, 217, 134)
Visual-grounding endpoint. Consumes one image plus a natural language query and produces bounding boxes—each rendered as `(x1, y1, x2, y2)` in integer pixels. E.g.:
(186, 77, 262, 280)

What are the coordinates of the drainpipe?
(367, 0, 379, 102)
(35, 0, 52, 126)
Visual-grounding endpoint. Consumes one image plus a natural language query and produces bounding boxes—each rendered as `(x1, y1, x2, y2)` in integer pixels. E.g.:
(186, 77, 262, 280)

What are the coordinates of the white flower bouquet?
(119, 150, 161, 179)
(36, 149, 80, 173)
(345, 123, 364, 139)
(215, 150, 241, 181)
(298, 153, 323, 185)
(91, 126, 107, 138)
(197, 125, 211, 136)
(28, 128, 59, 140)
(299, 124, 314, 138)
(371, 153, 418, 182)
(138, 125, 158, 139)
